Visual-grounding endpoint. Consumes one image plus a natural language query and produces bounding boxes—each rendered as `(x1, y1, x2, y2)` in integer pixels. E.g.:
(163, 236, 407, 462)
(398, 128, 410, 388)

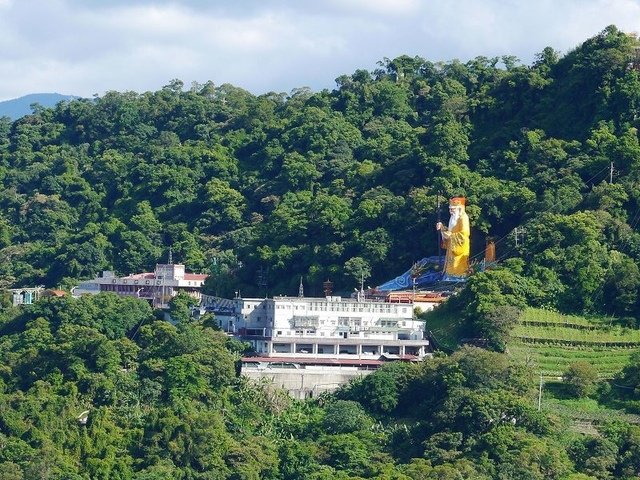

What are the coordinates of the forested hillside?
(4, 25, 640, 479)
(1, 25, 639, 311)
(2, 295, 640, 479)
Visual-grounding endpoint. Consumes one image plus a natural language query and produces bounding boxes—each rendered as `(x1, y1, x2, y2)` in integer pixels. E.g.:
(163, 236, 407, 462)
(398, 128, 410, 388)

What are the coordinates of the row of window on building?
(249, 316, 408, 329)
(271, 302, 409, 314)
(275, 329, 402, 337)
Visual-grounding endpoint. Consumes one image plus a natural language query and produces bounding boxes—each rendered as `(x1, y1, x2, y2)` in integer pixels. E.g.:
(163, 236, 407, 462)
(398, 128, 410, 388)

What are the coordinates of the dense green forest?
(2, 294, 640, 479)
(1, 25, 639, 310)
(3, 24, 640, 479)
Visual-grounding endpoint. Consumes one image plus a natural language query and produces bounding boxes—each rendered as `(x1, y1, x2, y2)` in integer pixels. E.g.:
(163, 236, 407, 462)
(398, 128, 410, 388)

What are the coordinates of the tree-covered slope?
(4, 295, 640, 478)
(5, 26, 640, 475)
(0, 26, 639, 316)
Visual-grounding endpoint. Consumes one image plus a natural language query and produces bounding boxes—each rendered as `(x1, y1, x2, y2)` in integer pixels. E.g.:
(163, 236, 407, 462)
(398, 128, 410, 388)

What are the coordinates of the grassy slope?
(422, 307, 468, 352)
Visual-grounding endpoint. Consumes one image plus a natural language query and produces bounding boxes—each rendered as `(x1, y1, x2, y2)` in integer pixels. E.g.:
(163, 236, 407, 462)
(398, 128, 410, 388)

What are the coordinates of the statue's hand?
(436, 222, 443, 231)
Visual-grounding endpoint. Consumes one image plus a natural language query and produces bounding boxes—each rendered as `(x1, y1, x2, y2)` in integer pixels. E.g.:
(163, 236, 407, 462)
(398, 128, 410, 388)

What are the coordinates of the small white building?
(8, 287, 44, 306)
(72, 264, 207, 308)
(206, 295, 430, 362)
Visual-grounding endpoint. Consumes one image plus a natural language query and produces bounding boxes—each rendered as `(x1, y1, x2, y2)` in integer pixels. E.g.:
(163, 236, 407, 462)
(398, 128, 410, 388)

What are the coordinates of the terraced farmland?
(519, 308, 614, 327)
(509, 308, 640, 378)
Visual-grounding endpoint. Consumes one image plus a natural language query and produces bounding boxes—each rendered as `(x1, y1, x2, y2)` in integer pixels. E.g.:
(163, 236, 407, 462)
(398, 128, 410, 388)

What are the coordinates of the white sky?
(0, 0, 639, 101)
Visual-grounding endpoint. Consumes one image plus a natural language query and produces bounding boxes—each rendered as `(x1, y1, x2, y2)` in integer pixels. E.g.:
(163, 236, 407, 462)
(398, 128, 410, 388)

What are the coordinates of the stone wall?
(241, 364, 375, 399)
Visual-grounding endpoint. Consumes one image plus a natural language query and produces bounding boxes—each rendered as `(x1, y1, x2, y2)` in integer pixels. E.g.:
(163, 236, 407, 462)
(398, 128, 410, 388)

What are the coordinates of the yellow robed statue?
(436, 197, 470, 277)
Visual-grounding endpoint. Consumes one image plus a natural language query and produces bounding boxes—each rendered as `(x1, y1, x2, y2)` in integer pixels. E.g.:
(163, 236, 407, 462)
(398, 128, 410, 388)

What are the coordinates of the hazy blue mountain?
(0, 93, 80, 120)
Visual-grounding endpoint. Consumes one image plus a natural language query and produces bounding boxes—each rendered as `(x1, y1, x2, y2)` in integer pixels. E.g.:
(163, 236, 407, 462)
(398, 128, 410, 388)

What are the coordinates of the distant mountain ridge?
(0, 93, 80, 120)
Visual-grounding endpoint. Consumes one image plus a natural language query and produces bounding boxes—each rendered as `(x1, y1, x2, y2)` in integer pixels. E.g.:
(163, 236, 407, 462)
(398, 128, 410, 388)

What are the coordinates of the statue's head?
(449, 197, 466, 214)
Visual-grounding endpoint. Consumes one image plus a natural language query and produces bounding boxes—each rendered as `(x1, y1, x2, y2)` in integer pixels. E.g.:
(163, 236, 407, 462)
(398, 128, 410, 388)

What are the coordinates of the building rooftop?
(43, 289, 66, 297)
(111, 271, 207, 281)
(184, 273, 208, 281)
(121, 272, 155, 280)
(263, 295, 412, 304)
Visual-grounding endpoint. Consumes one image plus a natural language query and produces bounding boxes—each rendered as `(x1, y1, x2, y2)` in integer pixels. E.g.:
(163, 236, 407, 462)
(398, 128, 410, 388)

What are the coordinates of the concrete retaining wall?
(241, 365, 375, 399)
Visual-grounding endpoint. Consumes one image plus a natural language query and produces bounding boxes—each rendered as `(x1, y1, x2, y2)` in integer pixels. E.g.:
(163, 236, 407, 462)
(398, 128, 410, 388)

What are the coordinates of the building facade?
(9, 288, 67, 306)
(73, 264, 207, 308)
(9, 287, 44, 306)
(205, 295, 430, 361)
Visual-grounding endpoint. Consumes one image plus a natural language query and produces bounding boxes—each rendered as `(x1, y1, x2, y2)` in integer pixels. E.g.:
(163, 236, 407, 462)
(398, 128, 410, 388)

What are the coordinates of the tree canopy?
(0, 26, 638, 309)
(2, 26, 640, 478)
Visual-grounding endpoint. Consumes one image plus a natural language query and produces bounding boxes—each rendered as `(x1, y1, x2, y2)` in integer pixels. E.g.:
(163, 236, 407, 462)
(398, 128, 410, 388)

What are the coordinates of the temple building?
(72, 263, 207, 308)
(201, 293, 431, 398)
(204, 294, 431, 365)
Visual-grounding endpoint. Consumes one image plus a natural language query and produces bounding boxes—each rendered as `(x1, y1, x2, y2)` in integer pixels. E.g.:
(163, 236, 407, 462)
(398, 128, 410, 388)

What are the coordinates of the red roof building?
(72, 263, 208, 308)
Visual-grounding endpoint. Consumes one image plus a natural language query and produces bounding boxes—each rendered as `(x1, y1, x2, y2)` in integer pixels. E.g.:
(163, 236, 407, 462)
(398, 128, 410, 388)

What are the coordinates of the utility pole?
(513, 227, 526, 247)
(610, 162, 614, 184)
(436, 191, 443, 273)
(538, 372, 543, 411)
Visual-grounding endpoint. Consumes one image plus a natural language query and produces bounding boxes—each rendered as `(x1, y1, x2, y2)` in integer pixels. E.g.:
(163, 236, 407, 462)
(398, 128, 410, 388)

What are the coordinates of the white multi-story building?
(207, 295, 430, 362)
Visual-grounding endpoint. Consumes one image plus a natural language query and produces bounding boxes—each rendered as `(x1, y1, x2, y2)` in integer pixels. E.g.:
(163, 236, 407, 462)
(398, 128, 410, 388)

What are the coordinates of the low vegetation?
(508, 341, 634, 378)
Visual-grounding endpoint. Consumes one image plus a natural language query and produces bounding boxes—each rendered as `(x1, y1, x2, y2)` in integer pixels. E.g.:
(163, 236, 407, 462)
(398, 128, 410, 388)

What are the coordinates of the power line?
(467, 164, 612, 264)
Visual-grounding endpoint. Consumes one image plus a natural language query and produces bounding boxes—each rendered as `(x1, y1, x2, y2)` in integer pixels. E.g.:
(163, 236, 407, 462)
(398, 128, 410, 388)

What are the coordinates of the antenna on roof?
(168, 246, 173, 265)
(298, 276, 304, 298)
